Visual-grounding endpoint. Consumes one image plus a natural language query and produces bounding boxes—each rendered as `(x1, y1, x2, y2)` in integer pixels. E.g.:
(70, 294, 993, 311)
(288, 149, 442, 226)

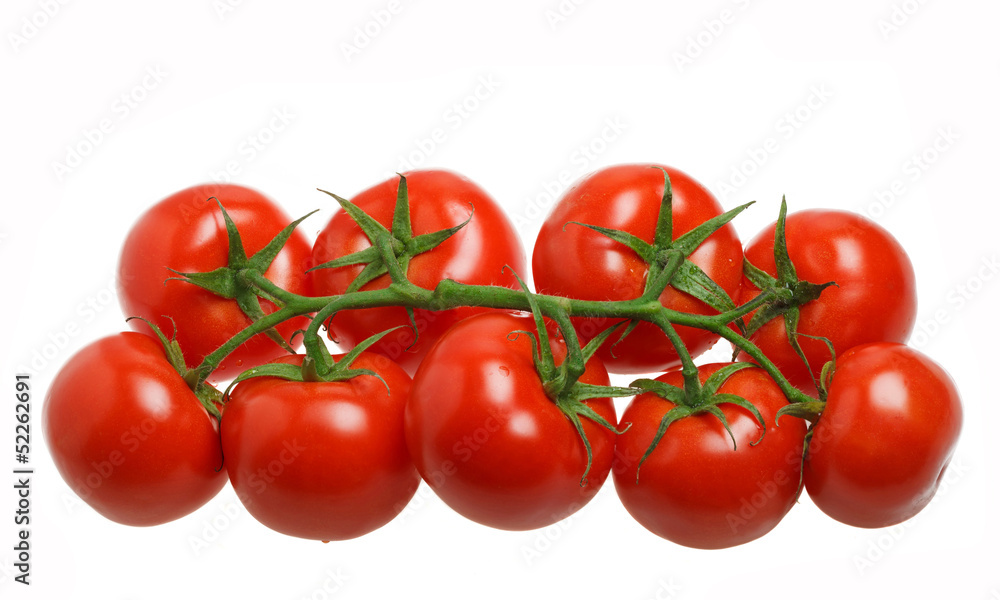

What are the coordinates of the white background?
(2, 0, 998, 598)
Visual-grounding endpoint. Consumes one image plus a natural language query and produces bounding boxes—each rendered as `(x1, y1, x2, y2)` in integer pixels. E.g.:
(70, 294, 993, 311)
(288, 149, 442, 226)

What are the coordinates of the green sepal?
(247, 210, 319, 274)
(564, 222, 655, 263)
(126, 316, 188, 376)
(166, 200, 314, 356)
(630, 378, 687, 405)
(670, 201, 753, 258)
(775, 401, 826, 425)
(607, 319, 642, 359)
(555, 386, 633, 486)
(223, 327, 405, 401)
(701, 361, 757, 396)
(126, 316, 222, 420)
(564, 168, 744, 316)
(313, 179, 474, 293)
(738, 199, 836, 375)
(636, 404, 696, 481)
(709, 393, 766, 447)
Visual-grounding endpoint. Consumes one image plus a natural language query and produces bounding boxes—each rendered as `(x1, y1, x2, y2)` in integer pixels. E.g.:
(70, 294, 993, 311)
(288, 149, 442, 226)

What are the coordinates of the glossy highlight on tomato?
(222, 352, 419, 541)
(117, 183, 314, 376)
(804, 342, 962, 528)
(613, 363, 806, 549)
(312, 170, 526, 374)
(533, 164, 744, 374)
(43, 332, 226, 526)
(404, 312, 617, 531)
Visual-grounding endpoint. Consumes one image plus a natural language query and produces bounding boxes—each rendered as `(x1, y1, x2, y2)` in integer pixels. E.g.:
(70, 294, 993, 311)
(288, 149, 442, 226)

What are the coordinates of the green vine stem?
(189, 264, 813, 407)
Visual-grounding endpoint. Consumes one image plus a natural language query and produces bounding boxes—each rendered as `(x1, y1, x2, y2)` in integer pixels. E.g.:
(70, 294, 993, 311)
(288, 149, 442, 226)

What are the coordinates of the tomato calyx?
(311, 174, 474, 294)
(507, 271, 635, 486)
(738, 198, 836, 381)
(126, 316, 224, 420)
(565, 166, 752, 327)
(166, 198, 316, 356)
(629, 362, 767, 482)
(222, 328, 402, 400)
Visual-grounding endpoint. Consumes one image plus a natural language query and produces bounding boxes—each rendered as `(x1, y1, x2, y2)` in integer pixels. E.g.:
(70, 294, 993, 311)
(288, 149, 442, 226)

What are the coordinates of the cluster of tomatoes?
(43, 164, 962, 550)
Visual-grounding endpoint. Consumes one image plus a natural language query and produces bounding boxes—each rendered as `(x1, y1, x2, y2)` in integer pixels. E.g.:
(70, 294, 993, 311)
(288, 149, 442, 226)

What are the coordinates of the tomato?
(613, 363, 806, 549)
(312, 170, 526, 374)
(738, 209, 916, 393)
(532, 164, 744, 374)
(404, 312, 617, 531)
(43, 332, 226, 526)
(804, 343, 962, 528)
(118, 183, 314, 375)
(221, 352, 418, 541)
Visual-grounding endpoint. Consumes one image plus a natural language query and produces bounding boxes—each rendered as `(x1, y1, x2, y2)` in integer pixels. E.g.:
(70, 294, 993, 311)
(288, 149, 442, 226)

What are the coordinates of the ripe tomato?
(404, 312, 617, 531)
(738, 210, 916, 393)
(118, 183, 314, 375)
(532, 164, 744, 374)
(804, 343, 962, 528)
(221, 352, 419, 541)
(312, 170, 526, 374)
(43, 332, 226, 526)
(613, 363, 806, 549)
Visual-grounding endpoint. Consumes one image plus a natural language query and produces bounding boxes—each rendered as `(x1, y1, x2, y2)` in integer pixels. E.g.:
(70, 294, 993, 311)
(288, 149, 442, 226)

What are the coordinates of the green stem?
(210, 266, 809, 404)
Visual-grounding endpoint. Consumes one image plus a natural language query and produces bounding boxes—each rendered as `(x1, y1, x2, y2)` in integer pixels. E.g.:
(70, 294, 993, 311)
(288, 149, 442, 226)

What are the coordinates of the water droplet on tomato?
(499, 366, 510, 377)
(236, 359, 243, 367)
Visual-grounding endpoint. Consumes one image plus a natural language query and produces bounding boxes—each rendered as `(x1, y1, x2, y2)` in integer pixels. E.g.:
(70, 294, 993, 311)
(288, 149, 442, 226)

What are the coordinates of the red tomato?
(312, 170, 526, 374)
(804, 343, 962, 528)
(404, 312, 617, 531)
(738, 210, 916, 393)
(221, 352, 419, 541)
(43, 332, 226, 526)
(613, 363, 806, 549)
(118, 183, 314, 376)
(532, 164, 744, 374)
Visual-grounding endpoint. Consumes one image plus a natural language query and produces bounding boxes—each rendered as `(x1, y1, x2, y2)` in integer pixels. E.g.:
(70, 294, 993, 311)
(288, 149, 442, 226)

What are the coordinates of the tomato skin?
(405, 312, 617, 531)
(118, 183, 314, 375)
(311, 170, 526, 374)
(739, 210, 917, 393)
(804, 343, 962, 528)
(532, 164, 744, 374)
(613, 364, 806, 549)
(43, 332, 226, 526)
(221, 352, 419, 541)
